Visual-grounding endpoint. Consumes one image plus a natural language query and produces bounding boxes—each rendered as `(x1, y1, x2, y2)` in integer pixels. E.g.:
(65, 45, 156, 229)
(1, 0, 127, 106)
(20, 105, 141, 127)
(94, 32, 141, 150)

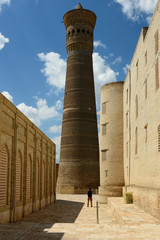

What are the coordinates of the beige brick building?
(99, 82, 124, 203)
(99, 0, 160, 219)
(0, 93, 56, 223)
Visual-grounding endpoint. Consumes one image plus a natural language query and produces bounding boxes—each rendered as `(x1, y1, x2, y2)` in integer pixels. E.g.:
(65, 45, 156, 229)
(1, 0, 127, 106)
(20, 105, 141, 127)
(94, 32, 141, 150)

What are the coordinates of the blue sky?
(0, 0, 158, 162)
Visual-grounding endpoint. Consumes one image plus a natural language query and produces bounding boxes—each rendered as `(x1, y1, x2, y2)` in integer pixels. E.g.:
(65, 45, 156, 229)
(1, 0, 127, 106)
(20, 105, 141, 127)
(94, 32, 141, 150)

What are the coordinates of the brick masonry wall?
(123, 0, 160, 219)
(99, 82, 124, 203)
(0, 93, 56, 223)
(57, 6, 99, 194)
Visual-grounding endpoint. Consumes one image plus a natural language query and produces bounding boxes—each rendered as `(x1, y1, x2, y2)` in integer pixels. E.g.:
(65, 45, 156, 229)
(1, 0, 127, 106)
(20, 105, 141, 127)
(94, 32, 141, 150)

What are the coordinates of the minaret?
(57, 4, 99, 194)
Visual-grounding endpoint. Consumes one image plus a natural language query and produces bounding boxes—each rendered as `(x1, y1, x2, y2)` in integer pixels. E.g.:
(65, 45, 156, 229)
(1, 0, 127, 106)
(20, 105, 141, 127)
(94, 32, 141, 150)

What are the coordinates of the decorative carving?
(67, 42, 93, 54)
(57, 6, 99, 194)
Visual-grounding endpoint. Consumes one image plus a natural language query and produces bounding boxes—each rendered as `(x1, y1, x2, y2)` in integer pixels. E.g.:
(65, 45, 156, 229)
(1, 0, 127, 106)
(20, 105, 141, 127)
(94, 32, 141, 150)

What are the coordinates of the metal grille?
(27, 156, 32, 200)
(0, 145, 8, 207)
(48, 160, 51, 195)
(36, 159, 39, 197)
(16, 151, 22, 202)
(42, 161, 45, 196)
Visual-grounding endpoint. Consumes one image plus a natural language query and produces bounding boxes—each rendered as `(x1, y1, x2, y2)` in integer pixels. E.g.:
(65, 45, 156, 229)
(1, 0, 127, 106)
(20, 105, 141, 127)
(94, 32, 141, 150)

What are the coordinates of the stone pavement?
(0, 194, 160, 239)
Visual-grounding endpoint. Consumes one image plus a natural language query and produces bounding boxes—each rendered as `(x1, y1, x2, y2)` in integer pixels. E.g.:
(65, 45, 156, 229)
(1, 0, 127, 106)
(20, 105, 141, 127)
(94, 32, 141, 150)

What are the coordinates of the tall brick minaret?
(57, 3, 99, 194)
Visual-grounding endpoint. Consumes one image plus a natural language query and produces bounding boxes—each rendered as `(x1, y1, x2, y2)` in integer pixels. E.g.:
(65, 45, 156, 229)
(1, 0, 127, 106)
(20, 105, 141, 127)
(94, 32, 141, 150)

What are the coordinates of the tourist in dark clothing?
(87, 188, 92, 207)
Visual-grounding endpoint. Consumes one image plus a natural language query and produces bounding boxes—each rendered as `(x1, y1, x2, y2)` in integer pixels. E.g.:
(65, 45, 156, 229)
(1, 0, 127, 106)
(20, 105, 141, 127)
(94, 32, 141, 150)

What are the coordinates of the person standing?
(87, 188, 93, 207)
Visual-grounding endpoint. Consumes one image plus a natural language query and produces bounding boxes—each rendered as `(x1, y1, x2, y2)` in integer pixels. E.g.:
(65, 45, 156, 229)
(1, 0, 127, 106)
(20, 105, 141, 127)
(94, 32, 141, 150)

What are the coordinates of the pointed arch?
(42, 160, 45, 196)
(36, 158, 40, 198)
(16, 150, 22, 202)
(27, 154, 32, 200)
(0, 144, 9, 207)
(48, 158, 52, 196)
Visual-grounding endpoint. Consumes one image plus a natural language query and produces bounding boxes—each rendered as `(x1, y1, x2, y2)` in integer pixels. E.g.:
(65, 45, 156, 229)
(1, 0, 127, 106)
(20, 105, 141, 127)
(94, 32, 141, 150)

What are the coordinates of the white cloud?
(0, 33, 9, 50)
(94, 40, 107, 49)
(114, 0, 158, 22)
(123, 64, 130, 75)
(48, 125, 61, 134)
(1, 91, 62, 162)
(0, 0, 10, 11)
(55, 100, 62, 110)
(1, 91, 13, 102)
(93, 52, 119, 107)
(52, 135, 61, 163)
(112, 56, 122, 65)
(17, 98, 61, 127)
(38, 52, 66, 90)
(38, 51, 118, 110)
(17, 103, 40, 125)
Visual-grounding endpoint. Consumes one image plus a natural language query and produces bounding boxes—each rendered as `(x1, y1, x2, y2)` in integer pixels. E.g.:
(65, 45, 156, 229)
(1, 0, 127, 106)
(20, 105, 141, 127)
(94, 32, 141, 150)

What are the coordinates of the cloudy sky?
(0, 0, 158, 162)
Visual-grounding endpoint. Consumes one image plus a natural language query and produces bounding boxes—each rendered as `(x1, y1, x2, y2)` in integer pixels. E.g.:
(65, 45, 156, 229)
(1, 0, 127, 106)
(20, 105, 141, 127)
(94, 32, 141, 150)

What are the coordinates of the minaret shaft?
(57, 5, 99, 194)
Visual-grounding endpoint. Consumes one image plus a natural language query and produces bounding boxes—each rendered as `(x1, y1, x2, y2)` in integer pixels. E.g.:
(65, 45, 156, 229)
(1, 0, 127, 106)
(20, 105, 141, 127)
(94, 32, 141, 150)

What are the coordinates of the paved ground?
(0, 194, 160, 239)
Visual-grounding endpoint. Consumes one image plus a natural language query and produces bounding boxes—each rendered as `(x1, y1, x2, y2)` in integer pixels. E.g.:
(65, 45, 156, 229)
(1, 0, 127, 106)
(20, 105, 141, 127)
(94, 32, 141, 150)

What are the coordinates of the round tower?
(98, 82, 124, 203)
(56, 4, 99, 194)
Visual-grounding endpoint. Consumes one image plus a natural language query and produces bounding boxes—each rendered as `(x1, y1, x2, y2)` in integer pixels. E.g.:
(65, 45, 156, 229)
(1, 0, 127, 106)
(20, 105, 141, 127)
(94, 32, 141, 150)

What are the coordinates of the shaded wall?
(0, 93, 56, 223)
(56, 164, 59, 183)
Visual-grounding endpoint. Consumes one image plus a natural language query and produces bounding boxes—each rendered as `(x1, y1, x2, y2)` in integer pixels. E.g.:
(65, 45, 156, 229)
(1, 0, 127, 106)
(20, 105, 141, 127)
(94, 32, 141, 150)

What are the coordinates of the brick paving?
(0, 194, 160, 239)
